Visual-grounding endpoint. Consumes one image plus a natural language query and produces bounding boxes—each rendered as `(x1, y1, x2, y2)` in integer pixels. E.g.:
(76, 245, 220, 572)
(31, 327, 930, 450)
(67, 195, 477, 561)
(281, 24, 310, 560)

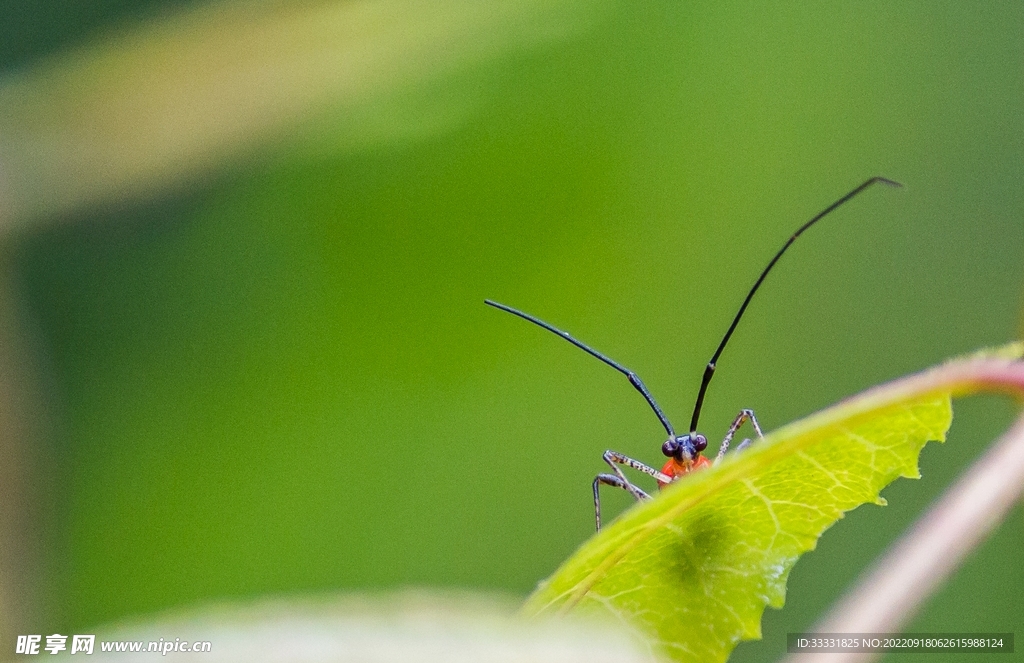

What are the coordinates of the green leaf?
(524, 368, 973, 662)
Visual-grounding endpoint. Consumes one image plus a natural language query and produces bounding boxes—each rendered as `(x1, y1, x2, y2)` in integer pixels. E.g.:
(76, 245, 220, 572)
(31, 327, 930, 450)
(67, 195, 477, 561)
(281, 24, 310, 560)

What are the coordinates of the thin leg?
(591, 450, 665, 531)
(602, 450, 670, 485)
(715, 409, 764, 463)
(593, 474, 651, 532)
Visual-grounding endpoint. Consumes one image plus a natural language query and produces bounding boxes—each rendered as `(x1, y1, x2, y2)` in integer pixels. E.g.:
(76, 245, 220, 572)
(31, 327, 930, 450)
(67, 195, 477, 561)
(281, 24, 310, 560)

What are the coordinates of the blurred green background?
(0, 1, 1022, 661)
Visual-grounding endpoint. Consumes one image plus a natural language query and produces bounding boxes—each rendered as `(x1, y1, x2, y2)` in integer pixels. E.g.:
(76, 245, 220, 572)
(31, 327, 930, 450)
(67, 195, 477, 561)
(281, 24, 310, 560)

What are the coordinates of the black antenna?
(484, 300, 677, 437)
(687, 176, 903, 435)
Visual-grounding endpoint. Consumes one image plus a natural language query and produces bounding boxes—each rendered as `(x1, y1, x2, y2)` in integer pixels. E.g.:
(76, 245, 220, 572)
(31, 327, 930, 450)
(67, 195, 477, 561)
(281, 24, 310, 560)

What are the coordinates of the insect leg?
(593, 474, 651, 532)
(603, 450, 671, 484)
(591, 450, 667, 531)
(715, 409, 765, 463)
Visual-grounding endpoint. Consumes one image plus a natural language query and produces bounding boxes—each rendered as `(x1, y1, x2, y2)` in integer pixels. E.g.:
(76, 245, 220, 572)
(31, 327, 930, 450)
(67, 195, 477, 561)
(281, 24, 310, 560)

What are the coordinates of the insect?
(486, 177, 902, 531)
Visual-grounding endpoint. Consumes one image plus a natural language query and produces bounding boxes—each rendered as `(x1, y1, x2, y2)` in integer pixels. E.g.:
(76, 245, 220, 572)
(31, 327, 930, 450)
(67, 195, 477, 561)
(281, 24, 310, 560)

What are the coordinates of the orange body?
(658, 454, 712, 488)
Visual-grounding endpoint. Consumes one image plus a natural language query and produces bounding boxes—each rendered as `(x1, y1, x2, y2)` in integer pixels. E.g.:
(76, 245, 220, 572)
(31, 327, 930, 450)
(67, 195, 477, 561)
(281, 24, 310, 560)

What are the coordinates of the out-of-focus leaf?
(0, 0, 603, 225)
(40, 592, 652, 663)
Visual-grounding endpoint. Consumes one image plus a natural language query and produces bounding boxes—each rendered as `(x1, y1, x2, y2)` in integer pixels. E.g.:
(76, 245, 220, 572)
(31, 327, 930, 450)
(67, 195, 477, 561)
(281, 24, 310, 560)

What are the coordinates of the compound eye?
(661, 439, 678, 457)
(672, 435, 692, 461)
(692, 434, 708, 453)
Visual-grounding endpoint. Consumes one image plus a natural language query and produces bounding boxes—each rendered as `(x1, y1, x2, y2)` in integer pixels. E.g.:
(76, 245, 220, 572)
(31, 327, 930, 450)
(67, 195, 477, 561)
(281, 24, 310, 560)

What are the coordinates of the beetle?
(487, 176, 901, 530)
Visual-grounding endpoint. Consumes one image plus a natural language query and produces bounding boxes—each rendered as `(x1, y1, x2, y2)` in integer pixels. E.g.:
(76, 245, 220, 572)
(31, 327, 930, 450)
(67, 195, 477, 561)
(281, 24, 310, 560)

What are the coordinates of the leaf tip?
(900, 466, 924, 480)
